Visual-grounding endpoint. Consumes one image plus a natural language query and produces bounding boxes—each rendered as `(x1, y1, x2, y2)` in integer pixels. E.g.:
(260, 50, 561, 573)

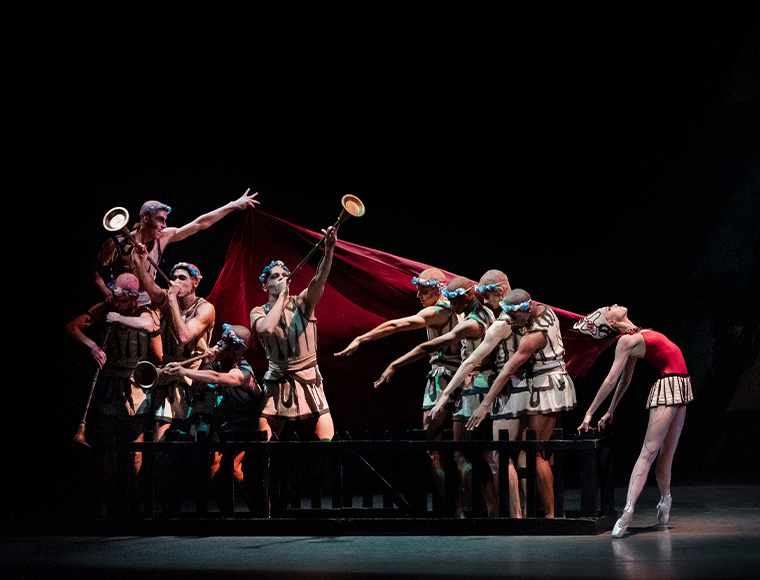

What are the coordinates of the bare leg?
(209, 451, 222, 479)
(315, 412, 335, 441)
(452, 421, 472, 518)
(207, 451, 227, 514)
(230, 450, 254, 511)
(153, 421, 172, 442)
(525, 412, 559, 518)
(127, 430, 145, 513)
(613, 405, 680, 537)
(423, 407, 450, 508)
(492, 418, 522, 518)
(655, 405, 686, 498)
(450, 420, 498, 517)
(482, 451, 499, 518)
(258, 417, 272, 441)
(263, 416, 285, 440)
(655, 405, 686, 523)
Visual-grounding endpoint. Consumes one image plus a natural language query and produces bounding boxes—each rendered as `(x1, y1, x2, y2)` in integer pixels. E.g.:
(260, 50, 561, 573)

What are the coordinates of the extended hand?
(373, 366, 394, 388)
(232, 188, 260, 211)
(162, 362, 184, 377)
(429, 393, 449, 421)
(335, 339, 360, 357)
(577, 413, 594, 434)
(466, 404, 489, 431)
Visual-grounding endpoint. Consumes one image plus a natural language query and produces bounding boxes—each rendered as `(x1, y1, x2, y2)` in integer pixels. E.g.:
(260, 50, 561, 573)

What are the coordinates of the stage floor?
(2, 484, 759, 579)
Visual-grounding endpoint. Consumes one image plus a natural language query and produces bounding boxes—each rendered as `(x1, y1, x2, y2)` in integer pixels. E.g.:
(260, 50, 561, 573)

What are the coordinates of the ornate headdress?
(573, 308, 617, 339)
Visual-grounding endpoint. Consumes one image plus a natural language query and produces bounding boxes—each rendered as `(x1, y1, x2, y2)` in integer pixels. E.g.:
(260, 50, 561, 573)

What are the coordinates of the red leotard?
(642, 330, 688, 377)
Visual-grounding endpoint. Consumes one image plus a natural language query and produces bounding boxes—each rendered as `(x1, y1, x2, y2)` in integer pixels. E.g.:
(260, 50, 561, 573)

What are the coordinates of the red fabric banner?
(207, 210, 614, 432)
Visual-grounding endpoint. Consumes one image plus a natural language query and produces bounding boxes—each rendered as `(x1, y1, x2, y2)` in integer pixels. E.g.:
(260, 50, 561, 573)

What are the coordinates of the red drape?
(207, 210, 614, 432)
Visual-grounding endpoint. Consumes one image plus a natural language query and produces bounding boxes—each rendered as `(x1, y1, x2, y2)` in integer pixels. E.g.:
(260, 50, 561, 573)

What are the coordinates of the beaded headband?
(171, 262, 202, 280)
(260, 260, 290, 282)
(500, 299, 531, 313)
(111, 286, 140, 299)
(476, 281, 507, 292)
(218, 323, 247, 348)
(412, 276, 445, 288)
(442, 286, 473, 299)
(141, 203, 172, 215)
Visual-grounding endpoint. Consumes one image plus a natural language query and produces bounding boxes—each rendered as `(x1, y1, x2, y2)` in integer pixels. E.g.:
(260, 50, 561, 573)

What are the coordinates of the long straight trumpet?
(132, 351, 211, 390)
(288, 195, 365, 280)
(72, 326, 112, 447)
(103, 207, 172, 284)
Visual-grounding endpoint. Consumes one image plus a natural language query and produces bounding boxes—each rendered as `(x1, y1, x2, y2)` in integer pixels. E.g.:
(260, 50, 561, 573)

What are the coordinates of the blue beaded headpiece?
(476, 282, 506, 293)
(143, 203, 172, 215)
(500, 299, 531, 313)
(442, 286, 472, 299)
(260, 260, 290, 282)
(218, 323, 247, 348)
(171, 262, 202, 280)
(412, 276, 444, 288)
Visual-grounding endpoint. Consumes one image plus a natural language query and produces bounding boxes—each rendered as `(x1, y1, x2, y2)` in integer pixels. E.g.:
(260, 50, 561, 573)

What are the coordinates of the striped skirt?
(646, 374, 693, 408)
(491, 371, 576, 420)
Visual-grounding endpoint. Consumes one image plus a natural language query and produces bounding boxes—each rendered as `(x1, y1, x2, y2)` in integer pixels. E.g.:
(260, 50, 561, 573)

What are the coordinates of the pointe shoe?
(657, 494, 672, 525)
(612, 507, 633, 538)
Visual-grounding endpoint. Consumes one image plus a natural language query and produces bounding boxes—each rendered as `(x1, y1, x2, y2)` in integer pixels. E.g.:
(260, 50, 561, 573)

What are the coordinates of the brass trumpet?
(288, 194, 366, 279)
(103, 206, 172, 284)
(72, 326, 112, 447)
(133, 351, 211, 390)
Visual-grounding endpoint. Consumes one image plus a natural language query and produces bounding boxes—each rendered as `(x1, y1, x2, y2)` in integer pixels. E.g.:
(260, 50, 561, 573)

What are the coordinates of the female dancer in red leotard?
(576, 305, 692, 538)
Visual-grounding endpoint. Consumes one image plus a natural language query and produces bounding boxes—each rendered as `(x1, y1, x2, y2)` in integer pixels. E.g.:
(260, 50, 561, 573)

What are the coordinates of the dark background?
(8, 3, 759, 520)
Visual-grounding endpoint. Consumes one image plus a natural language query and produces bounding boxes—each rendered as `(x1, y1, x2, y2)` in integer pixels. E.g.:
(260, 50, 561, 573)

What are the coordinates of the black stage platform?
(3, 484, 758, 580)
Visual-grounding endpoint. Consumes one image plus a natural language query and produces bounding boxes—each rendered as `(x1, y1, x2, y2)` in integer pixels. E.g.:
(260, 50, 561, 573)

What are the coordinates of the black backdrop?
(8, 4, 760, 521)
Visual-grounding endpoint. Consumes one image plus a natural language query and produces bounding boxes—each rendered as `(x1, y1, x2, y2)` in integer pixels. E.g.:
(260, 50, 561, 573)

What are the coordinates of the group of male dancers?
(67, 191, 693, 536)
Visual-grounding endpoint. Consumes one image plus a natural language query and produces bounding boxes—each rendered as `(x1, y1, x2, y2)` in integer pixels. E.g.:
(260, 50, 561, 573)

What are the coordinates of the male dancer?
(133, 252, 216, 442)
(93, 189, 259, 302)
(458, 289, 576, 518)
(133, 251, 216, 513)
(250, 226, 337, 442)
(430, 269, 525, 518)
(335, 267, 459, 506)
(65, 272, 156, 514)
(375, 276, 498, 517)
(164, 323, 267, 513)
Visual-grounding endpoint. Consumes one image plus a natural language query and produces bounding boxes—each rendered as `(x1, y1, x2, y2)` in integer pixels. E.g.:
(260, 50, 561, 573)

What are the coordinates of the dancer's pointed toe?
(657, 494, 672, 525)
(612, 506, 633, 538)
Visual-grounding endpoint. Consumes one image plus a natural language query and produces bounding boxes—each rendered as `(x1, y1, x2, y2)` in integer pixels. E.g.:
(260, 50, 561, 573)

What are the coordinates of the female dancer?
(576, 305, 692, 538)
